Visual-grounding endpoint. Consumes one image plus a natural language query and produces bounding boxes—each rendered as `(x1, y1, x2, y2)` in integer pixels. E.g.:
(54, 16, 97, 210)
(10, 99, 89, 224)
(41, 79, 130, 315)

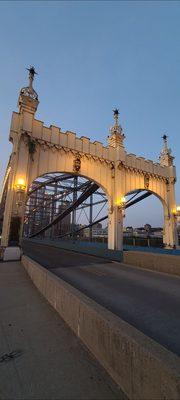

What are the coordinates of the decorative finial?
(18, 66, 39, 112)
(108, 108, 125, 148)
(113, 108, 119, 116)
(162, 134, 169, 151)
(113, 108, 119, 125)
(26, 66, 38, 89)
(159, 133, 174, 166)
(162, 134, 168, 141)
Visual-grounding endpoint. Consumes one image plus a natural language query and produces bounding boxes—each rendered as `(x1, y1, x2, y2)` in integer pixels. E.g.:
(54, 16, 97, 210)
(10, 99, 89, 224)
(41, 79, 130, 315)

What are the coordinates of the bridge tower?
(159, 135, 179, 248)
(1, 67, 39, 247)
(107, 109, 126, 251)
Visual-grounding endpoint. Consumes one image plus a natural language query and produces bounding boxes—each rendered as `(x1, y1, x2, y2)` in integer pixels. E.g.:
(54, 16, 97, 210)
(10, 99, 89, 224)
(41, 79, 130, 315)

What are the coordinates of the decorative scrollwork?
(27, 136, 36, 160)
(108, 205, 114, 214)
(20, 87, 38, 100)
(73, 155, 81, 172)
(144, 174, 149, 189)
(111, 164, 115, 178)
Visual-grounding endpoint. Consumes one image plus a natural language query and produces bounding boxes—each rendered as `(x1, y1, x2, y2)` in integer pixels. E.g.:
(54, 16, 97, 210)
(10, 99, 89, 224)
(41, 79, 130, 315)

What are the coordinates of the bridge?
(0, 68, 180, 400)
(0, 66, 180, 253)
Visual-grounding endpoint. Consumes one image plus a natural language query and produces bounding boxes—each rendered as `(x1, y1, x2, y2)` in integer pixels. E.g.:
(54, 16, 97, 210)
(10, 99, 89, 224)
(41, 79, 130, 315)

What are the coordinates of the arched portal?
(23, 172, 108, 244)
(124, 189, 168, 248)
(0, 69, 179, 253)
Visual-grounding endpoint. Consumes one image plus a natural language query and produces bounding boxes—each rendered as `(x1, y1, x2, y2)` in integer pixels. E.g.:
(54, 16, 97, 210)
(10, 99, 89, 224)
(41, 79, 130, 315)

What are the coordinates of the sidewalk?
(0, 261, 125, 400)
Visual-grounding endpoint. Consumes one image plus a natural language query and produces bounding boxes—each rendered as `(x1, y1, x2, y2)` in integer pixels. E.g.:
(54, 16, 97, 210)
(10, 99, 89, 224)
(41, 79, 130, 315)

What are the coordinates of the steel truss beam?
(29, 182, 99, 238)
(27, 181, 90, 215)
(125, 191, 152, 208)
(28, 174, 75, 196)
(26, 170, 152, 240)
(58, 215, 108, 238)
(57, 190, 152, 238)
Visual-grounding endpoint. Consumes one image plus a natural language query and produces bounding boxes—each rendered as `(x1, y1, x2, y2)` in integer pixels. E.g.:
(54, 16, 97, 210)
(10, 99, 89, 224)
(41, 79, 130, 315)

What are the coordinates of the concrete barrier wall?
(21, 255, 180, 400)
(124, 251, 180, 277)
(25, 239, 123, 262)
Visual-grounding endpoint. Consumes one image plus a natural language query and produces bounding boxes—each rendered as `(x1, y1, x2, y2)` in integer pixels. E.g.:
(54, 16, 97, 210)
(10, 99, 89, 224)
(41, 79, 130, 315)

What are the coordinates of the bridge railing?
(38, 234, 178, 248)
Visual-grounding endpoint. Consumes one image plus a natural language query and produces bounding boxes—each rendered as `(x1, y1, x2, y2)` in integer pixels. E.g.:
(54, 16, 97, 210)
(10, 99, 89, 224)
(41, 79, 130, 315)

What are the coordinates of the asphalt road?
(22, 240, 180, 356)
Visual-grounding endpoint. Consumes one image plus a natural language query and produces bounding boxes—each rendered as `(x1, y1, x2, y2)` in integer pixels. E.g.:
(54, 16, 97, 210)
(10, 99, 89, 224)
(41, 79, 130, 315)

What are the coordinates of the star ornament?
(26, 66, 38, 76)
(113, 108, 119, 116)
(162, 134, 168, 141)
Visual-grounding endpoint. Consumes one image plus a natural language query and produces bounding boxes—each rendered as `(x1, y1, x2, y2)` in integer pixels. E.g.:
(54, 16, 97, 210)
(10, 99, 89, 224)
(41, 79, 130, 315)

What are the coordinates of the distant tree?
(144, 224, 152, 234)
(144, 224, 152, 232)
(126, 226, 133, 232)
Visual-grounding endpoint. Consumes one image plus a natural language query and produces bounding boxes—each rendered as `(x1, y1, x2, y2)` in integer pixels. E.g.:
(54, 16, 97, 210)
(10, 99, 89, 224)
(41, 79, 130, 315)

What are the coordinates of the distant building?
(83, 224, 108, 238)
(124, 225, 163, 238)
(124, 226, 133, 236)
(53, 202, 71, 236)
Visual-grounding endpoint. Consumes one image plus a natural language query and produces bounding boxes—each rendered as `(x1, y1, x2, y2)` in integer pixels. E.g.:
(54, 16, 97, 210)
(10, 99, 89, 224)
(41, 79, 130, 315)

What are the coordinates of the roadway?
(22, 240, 180, 357)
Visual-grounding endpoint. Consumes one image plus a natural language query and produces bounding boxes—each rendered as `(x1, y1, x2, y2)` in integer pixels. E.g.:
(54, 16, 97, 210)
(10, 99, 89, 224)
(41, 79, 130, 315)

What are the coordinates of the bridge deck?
(22, 241, 180, 357)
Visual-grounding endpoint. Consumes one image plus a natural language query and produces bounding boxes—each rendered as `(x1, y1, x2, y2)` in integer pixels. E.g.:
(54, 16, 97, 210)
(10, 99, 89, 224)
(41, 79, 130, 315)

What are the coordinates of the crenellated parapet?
(10, 112, 115, 165)
(9, 111, 176, 183)
(124, 153, 176, 182)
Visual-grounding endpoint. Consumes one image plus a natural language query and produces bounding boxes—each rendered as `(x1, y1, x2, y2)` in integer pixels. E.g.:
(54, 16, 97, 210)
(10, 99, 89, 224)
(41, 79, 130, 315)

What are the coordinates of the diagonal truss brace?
(29, 182, 99, 238)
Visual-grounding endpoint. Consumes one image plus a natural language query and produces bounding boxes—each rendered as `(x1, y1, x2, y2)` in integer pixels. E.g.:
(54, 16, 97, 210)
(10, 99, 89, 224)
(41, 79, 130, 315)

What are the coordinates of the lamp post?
(15, 178, 26, 208)
(172, 205, 180, 249)
(13, 178, 27, 245)
(177, 207, 180, 247)
(116, 196, 126, 217)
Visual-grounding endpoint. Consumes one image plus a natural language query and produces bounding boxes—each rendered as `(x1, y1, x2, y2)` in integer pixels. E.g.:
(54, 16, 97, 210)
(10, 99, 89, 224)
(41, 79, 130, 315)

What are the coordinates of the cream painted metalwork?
(1, 70, 178, 249)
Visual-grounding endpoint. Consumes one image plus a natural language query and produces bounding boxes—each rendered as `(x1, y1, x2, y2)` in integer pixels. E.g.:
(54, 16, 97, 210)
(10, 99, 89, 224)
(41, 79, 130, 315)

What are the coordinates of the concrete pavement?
(0, 261, 125, 400)
(22, 240, 180, 356)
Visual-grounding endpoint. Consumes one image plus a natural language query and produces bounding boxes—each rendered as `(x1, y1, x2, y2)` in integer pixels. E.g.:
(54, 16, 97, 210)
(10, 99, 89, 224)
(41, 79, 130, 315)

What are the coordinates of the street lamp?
(15, 178, 26, 192)
(176, 206, 180, 224)
(173, 206, 180, 248)
(172, 205, 180, 218)
(177, 205, 180, 214)
(116, 196, 126, 216)
(15, 178, 26, 208)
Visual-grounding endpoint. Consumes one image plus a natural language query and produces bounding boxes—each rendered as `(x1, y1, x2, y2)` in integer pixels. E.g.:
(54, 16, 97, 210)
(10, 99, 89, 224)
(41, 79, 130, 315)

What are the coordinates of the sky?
(0, 0, 180, 227)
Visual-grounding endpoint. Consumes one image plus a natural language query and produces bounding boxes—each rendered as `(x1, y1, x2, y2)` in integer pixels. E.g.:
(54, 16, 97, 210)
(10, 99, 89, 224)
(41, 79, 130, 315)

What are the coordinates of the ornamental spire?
(18, 66, 39, 114)
(108, 108, 125, 148)
(26, 66, 38, 90)
(162, 134, 168, 151)
(159, 134, 174, 166)
(113, 108, 119, 126)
